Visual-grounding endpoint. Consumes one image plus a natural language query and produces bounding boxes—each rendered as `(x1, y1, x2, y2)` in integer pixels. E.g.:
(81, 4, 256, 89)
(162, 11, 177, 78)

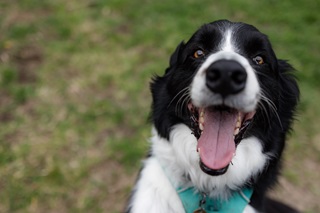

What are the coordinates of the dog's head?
(151, 20, 299, 178)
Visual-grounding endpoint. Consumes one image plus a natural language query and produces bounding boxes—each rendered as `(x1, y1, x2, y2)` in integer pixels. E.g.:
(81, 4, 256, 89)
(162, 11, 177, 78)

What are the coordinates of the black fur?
(149, 20, 299, 212)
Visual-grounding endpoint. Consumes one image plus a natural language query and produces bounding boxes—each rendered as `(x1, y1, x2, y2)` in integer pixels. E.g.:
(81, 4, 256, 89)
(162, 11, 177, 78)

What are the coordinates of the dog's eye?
(253, 56, 264, 65)
(193, 50, 205, 59)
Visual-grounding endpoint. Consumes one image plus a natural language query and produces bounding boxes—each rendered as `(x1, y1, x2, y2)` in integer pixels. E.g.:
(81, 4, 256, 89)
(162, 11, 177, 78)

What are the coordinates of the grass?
(0, 0, 319, 212)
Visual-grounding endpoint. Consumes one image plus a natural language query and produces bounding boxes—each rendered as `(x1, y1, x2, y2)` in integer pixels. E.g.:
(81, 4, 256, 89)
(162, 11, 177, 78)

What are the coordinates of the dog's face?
(151, 20, 299, 178)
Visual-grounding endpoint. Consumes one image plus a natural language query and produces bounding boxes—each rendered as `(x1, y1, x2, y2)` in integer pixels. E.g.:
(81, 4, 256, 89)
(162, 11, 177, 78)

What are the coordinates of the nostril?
(231, 70, 247, 84)
(207, 68, 221, 82)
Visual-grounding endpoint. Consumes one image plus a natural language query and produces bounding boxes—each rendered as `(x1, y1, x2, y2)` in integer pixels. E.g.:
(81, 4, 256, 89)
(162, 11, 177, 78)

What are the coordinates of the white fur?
(220, 30, 236, 52)
(128, 125, 268, 212)
(244, 205, 259, 213)
(190, 30, 260, 113)
(128, 27, 266, 213)
(128, 157, 184, 213)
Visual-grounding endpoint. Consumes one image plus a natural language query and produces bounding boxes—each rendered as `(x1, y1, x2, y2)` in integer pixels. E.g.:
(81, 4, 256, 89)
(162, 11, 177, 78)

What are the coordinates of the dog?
(126, 20, 300, 213)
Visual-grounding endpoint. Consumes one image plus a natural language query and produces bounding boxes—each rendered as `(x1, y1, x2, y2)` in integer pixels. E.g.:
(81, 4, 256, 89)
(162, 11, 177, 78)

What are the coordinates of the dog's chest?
(130, 156, 257, 213)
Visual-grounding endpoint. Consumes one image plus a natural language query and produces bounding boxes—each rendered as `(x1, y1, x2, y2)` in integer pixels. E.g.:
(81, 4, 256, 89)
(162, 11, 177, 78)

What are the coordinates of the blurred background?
(0, 0, 319, 212)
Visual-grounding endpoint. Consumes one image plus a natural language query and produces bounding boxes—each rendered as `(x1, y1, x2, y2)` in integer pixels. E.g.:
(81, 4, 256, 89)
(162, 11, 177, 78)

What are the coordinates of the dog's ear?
(169, 41, 185, 66)
(279, 60, 299, 98)
(278, 59, 300, 129)
(165, 41, 185, 74)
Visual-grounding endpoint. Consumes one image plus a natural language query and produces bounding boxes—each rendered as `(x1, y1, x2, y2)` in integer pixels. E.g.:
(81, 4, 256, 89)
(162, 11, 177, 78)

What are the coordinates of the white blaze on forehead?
(220, 30, 234, 52)
(218, 29, 240, 53)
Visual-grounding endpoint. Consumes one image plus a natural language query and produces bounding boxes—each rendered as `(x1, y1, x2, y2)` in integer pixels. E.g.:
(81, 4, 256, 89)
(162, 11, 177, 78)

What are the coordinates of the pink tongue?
(197, 109, 237, 170)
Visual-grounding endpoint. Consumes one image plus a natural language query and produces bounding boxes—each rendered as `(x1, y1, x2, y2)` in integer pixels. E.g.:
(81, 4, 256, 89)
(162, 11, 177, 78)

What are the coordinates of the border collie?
(126, 20, 300, 213)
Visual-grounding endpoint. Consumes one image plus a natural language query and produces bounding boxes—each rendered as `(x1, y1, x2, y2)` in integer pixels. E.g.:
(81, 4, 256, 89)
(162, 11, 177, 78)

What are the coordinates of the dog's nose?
(206, 60, 247, 97)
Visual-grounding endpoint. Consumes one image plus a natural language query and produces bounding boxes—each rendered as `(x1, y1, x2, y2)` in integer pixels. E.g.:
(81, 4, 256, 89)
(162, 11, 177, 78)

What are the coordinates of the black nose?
(206, 60, 247, 97)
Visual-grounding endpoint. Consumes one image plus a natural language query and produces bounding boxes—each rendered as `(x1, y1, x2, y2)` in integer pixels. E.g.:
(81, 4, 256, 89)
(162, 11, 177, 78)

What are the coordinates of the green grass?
(0, 0, 319, 212)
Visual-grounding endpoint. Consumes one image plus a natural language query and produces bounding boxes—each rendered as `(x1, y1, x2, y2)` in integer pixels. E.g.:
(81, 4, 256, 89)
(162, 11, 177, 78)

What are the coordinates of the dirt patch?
(0, 44, 43, 123)
(0, 110, 14, 123)
(270, 177, 314, 212)
(85, 158, 138, 212)
(269, 157, 320, 212)
(13, 45, 43, 84)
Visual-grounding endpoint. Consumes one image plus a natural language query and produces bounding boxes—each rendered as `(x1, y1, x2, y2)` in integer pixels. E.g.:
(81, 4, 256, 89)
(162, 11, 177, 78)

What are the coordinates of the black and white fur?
(126, 20, 300, 213)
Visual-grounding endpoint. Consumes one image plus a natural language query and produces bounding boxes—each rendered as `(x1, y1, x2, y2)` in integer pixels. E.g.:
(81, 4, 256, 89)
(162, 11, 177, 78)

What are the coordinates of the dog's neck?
(177, 187, 253, 213)
(151, 124, 267, 199)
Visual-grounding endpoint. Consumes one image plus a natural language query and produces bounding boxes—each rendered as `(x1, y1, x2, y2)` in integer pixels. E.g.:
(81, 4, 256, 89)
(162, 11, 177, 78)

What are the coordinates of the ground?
(0, 0, 319, 212)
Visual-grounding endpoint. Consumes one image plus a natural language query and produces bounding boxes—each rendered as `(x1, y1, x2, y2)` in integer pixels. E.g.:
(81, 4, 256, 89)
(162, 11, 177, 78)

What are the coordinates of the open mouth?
(188, 103, 255, 176)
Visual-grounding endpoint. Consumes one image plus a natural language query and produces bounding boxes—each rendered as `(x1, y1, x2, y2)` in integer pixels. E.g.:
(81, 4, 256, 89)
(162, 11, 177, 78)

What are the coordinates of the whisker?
(167, 87, 189, 109)
(179, 93, 191, 116)
(259, 90, 283, 130)
(257, 101, 271, 127)
(175, 89, 191, 116)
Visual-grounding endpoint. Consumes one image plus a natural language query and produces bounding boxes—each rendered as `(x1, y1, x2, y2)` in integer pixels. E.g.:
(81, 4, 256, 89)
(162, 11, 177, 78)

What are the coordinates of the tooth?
(236, 112, 241, 128)
(197, 147, 200, 153)
(199, 109, 205, 124)
(200, 109, 204, 117)
(199, 123, 204, 131)
(234, 127, 239, 136)
(199, 116, 204, 124)
(236, 120, 241, 128)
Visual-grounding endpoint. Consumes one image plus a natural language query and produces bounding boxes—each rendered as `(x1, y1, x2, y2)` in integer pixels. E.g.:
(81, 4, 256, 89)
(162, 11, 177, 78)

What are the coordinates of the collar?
(177, 187, 253, 213)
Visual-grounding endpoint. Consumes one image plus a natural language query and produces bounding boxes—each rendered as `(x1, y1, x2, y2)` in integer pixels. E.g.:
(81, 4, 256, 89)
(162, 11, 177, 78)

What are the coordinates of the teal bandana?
(178, 187, 253, 213)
